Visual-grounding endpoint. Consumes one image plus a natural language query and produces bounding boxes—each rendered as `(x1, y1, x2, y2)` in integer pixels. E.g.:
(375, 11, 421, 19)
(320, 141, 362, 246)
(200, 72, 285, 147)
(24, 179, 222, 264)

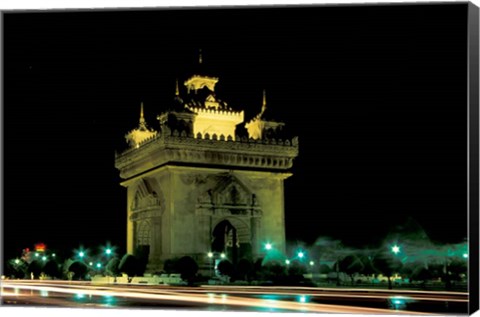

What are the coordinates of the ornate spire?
(262, 89, 267, 109)
(139, 102, 146, 129)
(125, 102, 157, 148)
(260, 89, 267, 117)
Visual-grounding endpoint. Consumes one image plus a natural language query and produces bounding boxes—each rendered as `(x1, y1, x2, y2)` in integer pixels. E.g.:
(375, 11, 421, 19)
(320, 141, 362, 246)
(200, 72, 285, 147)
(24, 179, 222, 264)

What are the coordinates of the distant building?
(115, 56, 299, 272)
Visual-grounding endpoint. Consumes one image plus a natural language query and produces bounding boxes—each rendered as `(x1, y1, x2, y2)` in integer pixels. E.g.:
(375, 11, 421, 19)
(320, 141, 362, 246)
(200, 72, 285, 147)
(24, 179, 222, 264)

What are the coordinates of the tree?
(261, 261, 287, 285)
(358, 255, 376, 277)
(6, 259, 27, 279)
(118, 254, 139, 281)
(318, 264, 332, 274)
(105, 257, 121, 277)
(372, 253, 402, 290)
(177, 256, 198, 285)
(43, 260, 60, 279)
(217, 260, 234, 278)
(163, 258, 178, 274)
(68, 261, 88, 280)
(27, 260, 43, 279)
(286, 260, 307, 285)
(410, 266, 432, 288)
(448, 258, 467, 282)
(313, 237, 350, 286)
(236, 259, 253, 281)
(339, 255, 364, 285)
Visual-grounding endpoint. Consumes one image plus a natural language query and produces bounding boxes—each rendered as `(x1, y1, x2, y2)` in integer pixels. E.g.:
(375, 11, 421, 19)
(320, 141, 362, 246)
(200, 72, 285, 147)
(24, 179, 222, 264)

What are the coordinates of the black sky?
(3, 4, 468, 260)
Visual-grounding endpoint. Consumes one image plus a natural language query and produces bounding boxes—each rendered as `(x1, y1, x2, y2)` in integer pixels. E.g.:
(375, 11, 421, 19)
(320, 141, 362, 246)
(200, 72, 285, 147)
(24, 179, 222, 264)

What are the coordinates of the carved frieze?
(129, 208, 162, 221)
(131, 193, 161, 211)
(115, 130, 298, 177)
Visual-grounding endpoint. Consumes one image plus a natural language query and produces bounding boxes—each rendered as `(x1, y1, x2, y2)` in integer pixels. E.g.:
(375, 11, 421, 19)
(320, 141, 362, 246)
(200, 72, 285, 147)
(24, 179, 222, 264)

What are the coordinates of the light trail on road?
(1, 281, 434, 314)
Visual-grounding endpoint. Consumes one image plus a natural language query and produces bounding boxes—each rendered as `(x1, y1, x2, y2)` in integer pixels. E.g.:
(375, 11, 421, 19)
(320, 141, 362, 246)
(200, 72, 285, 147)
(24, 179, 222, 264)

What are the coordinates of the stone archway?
(212, 217, 251, 265)
(129, 178, 164, 270)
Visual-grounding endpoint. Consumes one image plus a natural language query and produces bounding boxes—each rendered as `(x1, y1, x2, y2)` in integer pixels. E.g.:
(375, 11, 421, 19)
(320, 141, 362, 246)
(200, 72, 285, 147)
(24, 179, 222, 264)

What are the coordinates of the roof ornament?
(199, 48, 203, 64)
(260, 89, 267, 117)
(139, 102, 146, 129)
(175, 79, 180, 96)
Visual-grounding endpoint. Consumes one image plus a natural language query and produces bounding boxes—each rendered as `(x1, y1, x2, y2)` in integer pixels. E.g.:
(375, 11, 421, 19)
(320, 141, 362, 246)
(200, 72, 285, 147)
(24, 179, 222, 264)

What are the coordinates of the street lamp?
(220, 253, 226, 259)
(298, 251, 304, 259)
(207, 252, 214, 277)
(285, 259, 290, 265)
(105, 248, 112, 256)
(391, 245, 400, 255)
(265, 243, 272, 251)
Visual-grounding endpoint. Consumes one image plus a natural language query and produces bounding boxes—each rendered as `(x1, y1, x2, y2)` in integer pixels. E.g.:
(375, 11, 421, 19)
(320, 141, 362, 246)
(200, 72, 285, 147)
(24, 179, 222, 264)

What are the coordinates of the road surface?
(1, 280, 469, 314)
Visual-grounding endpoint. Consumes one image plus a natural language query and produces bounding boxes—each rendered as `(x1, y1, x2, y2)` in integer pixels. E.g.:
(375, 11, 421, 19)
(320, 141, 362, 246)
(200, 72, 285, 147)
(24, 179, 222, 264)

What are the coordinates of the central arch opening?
(211, 218, 252, 265)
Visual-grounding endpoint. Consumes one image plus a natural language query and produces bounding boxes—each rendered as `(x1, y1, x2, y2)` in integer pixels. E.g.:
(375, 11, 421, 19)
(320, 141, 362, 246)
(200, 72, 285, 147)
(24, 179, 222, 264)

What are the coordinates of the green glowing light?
(105, 249, 112, 255)
(42, 256, 47, 261)
(285, 259, 290, 265)
(52, 253, 56, 258)
(220, 253, 226, 259)
(89, 262, 93, 266)
(298, 251, 304, 258)
(35, 253, 39, 257)
(391, 245, 400, 254)
(78, 251, 85, 258)
(463, 253, 468, 259)
(96, 263, 101, 268)
(14, 259, 20, 264)
(207, 252, 213, 258)
(265, 243, 272, 250)
(309, 261, 314, 266)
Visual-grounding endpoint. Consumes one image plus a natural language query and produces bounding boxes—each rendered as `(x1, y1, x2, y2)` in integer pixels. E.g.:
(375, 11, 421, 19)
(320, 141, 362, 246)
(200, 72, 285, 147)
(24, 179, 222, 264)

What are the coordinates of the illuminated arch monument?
(115, 66, 298, 272)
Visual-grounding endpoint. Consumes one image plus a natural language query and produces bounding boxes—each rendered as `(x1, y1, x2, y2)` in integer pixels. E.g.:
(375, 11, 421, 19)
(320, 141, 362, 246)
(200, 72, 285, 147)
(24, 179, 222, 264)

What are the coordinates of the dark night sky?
(3, 4, 468, 261)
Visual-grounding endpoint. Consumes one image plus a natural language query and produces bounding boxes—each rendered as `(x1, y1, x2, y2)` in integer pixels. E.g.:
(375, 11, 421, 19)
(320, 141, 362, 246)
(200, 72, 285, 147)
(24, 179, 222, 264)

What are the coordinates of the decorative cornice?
(115, 130, 299, 179)
(187, 106, 243, 118)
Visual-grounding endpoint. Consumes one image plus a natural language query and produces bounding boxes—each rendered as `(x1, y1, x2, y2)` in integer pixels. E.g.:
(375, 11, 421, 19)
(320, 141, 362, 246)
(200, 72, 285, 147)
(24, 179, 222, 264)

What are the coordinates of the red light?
(34, 243, 46, 252)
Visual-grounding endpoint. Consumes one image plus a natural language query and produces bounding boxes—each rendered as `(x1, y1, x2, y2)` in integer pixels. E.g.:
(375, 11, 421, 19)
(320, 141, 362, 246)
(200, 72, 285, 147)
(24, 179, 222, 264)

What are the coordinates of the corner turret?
(125, 103, 158, 148)
(245, 90, 285, 140)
